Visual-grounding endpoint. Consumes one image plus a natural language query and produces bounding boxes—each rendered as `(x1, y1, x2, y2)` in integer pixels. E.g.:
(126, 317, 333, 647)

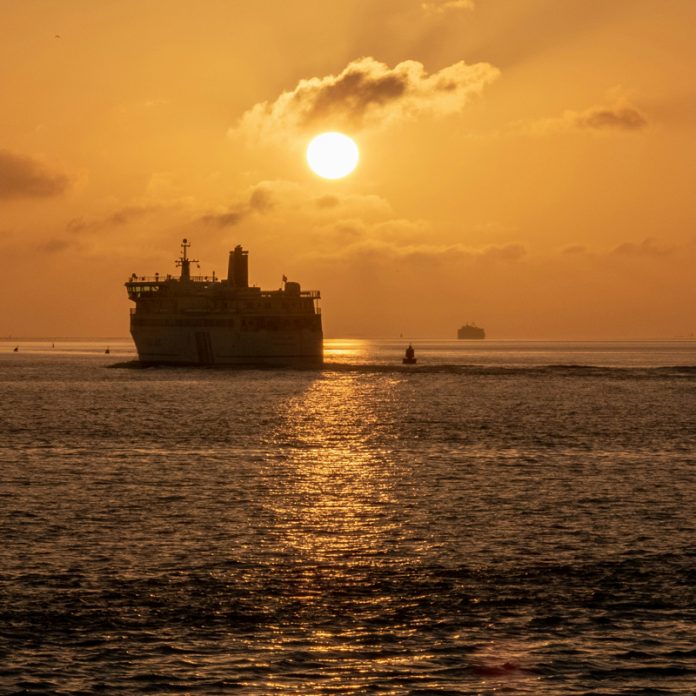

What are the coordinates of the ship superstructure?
(126, 239, 323, 365)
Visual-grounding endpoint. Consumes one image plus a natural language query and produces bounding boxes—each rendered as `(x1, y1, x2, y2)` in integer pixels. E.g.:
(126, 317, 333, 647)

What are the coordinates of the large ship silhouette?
(457, 323, 485, 340)
(126, 239, 323, 365)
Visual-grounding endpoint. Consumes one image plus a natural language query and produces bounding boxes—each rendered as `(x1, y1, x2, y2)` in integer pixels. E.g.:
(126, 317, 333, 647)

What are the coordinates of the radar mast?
(175, 238, 198, 282)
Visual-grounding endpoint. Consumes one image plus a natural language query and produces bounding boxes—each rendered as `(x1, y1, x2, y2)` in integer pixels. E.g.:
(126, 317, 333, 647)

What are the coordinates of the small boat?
(105, 347, 110, 354)
(13, 346, 18, 352)
(402, 344, 417, 365)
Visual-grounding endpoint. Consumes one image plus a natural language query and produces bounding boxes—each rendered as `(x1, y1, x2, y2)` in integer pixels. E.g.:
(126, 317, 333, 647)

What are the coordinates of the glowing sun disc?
(306, 132, 359, 179)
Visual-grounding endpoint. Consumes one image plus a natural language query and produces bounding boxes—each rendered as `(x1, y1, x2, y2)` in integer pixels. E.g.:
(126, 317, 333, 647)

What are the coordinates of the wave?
(107, 359, 696, 378)
(322, 363, 696, 378)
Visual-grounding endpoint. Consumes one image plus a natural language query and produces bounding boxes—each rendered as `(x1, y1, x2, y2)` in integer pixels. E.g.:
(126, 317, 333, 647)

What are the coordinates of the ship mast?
(175, 238, 198, 282)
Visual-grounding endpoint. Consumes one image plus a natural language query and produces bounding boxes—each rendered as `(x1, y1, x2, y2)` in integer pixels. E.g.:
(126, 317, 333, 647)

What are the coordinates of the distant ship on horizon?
(457, 323, 485, 340)
(125, 239, 323, 366)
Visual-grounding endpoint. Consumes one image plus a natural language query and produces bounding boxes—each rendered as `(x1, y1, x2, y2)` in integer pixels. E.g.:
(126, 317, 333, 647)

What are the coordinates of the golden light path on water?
(240, 370, 438, 691)
(225, 349, 539, 692)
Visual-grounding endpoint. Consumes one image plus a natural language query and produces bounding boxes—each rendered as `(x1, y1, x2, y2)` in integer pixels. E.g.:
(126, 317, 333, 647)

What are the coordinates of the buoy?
(402, 344, 417, 365)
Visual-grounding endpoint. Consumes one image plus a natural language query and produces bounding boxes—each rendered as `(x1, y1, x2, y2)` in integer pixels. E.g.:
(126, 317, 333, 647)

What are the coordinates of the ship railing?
(131, 306, 322, 314)
(257, 290, 321, 298)
(126, 276, 167, 283)
(126, 275, 222, 283)
(126, 278, 318, 294)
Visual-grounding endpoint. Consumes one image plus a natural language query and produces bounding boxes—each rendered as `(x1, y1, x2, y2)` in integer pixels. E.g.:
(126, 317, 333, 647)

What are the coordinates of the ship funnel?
(227, 245, 249, 288)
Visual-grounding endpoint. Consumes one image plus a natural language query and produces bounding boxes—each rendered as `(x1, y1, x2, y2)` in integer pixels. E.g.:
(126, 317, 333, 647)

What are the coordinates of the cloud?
(527, 98, 648, 135)
(232, 56, 500, 142)
(421, 0, 475, 14)
(38, 238, 77, 254)
(198, 181, 286, 228)
(311, 238, 526, 265)
(249, 187, 275, 213)
(552, 238, 678, 260)
(315, 195, 340, 210)
(61, 179, 390, 244)
(314, 193, 392, 218)
(0, 149, 71, 199)
(66, 205, 162, 234)
(200, 180, 394, 233)
(572, 103, 648, 131)
(611, 237, 673, 257)
(198, 181, 295, 228)
(194, 178, 522, 271)
(199, 208, 246, 229)
(561, 244, 589, 255)
(480, 242, 527, 261)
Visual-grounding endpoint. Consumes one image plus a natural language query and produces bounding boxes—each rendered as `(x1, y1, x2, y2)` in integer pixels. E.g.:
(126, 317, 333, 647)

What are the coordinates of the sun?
(306, 132, 359, 179)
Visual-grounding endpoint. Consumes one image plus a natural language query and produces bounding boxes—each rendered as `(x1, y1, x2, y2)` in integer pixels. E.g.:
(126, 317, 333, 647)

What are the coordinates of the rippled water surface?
(1, 339, 695, 694)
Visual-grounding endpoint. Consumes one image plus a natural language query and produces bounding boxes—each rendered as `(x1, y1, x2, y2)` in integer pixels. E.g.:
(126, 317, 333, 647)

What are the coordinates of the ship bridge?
(125, 239, 321, 311)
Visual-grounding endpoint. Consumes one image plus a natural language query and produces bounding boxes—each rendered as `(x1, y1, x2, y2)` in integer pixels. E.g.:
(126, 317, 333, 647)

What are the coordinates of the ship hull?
(130, 324, 323, 366)
(457, 326, 485, 340)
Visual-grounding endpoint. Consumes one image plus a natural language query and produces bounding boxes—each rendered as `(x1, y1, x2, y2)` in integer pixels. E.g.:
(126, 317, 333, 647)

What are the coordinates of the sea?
(1, 339, 694, 695)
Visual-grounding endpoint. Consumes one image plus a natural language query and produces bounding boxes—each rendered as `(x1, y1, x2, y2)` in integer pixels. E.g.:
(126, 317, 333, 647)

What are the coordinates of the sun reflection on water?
(241, 371, 443, 690)
(263, 373, 403, 570)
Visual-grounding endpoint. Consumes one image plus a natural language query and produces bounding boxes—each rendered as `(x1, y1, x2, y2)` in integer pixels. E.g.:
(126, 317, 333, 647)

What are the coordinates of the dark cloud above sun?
(233, 56, 500, 142)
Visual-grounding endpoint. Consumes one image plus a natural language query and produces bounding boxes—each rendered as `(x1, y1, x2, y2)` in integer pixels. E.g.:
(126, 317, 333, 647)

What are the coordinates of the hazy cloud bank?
(233, 56, 499, 143)
(192, 180, 525, 274)
(527, 99, 648, 135)
(310, 238, 526, 265)
(66, 205, 163, 235)
(199, 181, 296, 229)
(612, 237, 673, 257)
(559, 237, 676, 259)
(0, 149, 71, 199)
(421, 1, 475, 14)
(200, 180, 392, 230)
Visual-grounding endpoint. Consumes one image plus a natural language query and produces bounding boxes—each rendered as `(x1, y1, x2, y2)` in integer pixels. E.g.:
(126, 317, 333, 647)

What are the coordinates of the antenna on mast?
(175, 238, 198, 281)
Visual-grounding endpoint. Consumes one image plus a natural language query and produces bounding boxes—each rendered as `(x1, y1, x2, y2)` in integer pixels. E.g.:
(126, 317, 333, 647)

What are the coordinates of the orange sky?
(1, 0, 694, 339)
